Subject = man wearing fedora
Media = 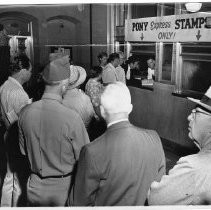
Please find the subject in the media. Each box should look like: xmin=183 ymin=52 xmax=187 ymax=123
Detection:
xmin=148 ymin=86 xmax=211 ymax=205
xmin=18 ymin=54 xmax=90 ymax=206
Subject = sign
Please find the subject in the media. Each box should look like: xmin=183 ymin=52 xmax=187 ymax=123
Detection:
xmin=125 ymin=13 xmax=211 ymax=42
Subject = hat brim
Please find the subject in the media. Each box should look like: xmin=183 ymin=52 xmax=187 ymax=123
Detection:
xmin=68 ymin=66 xmax=86 ymax=89
xmin=187 ymin=97 xmax=211 ymax=112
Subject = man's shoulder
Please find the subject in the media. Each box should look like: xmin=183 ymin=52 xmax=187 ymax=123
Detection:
xmin=19 ymin=99 xmax=83 ymax=125
xmin=55 ymin=100 xmax=83 ymax=119
xmin=83 ymin=132 xmax=106 ymax=152
xmin=116 ymin=65 xmax=124 ymax=71
xmin=103 ymin=64 xmax=115 ymax=73
xmin=178 ymin=151 xmax=211 ymax=169
xmin=133 ymin=126 xmax=160 ymax=139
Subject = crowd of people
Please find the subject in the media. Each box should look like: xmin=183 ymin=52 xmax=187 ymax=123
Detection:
xmin=0 ymin=49 xmax=211 ymax=207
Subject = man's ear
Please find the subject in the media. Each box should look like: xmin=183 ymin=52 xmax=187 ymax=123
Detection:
xmin=127 ymin=104 xmax=133 ymax=114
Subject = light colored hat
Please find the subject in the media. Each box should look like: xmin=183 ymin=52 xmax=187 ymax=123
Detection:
xmin=188 ymin=86 xmax=211 ymax=112
xmin=43 ymin=53 xmax=70 ymax=83
xmin=68 ymin=65 xmax=87 ymax=89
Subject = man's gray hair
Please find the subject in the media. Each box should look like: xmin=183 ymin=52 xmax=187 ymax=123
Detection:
xmin=101 ymin=82 xmax=132 ymax=114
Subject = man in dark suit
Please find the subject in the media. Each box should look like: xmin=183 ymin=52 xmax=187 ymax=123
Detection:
xmin=70 ymin=82 xmax=166 ymax=206
xmin=125 ymin=56 xmax=140 ymax=86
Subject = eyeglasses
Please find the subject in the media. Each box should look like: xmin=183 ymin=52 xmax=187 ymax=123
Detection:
xmin=191 ymin=108 xmax=211 ymax=119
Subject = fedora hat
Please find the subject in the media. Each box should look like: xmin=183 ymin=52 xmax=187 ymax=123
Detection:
xmin=188 ymin=86 xmax=211 ymax=112
xmin=43 ymin=53 xmax=70 ymax=83
xmin=68 ymin=65 xmax=86 ymax=89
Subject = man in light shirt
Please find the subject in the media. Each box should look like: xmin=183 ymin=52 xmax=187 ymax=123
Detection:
xmin=70 ymin=82 xmax=165 ymax=206
xmin=116 ymin=51 xmax=126 ymax=84
xmin=102 ymin=53 xmax=120 ymax=85
xmin=0 ymin=54 xmax=32 ymax=206
xmin=148 ymin=86 xmax=211 ymax=205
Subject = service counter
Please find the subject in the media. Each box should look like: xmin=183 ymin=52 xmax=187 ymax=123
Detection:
xmin=128 ymin=82 xmax=197 ymax=153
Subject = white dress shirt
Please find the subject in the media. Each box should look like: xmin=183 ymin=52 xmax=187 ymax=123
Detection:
xmin=147 ymin=67 xmax=155 ymax=80
xmin=107 ymin=118 xmax=128 ymax=128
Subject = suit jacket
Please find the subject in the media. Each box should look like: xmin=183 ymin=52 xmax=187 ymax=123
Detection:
xmin=70 ymin=121 xmax=166 ymax=206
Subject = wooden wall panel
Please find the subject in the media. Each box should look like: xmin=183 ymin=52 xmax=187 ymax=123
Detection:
xmin=129 ymin=82 xmax=196 ymax=149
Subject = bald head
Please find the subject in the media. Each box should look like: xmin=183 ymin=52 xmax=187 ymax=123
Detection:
xmin=101 ymin=82 xmax=132 ymax=115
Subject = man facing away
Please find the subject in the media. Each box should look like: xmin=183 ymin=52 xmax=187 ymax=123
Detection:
xmin=18 ymin=54 xmax=90 ymax=206
xmin=69 ymin=82 xmax=166 ymax=206
xmin=148 ymin=86 xmax=211 ymax=205
xmin=0 ymin=54 xmax=32 ymax=206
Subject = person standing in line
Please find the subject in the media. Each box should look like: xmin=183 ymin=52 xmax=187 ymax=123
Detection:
xmin=102 ymin=53 xmax=120 ymax=85
xmin=18 ymin=54 xmax=90 ymax=206
xmin=97 ymin=52 xmax=108 ymax=70
xmin=116 ymin=51 xmax=126 ymax=84
xmin=148 ymin=86 xmax=211 ymax=205
xmin=62 ymin=64 xmax=96 ymax=130
xmin=85 ymin=66 xmax=103 ymax=115
xmin=85 ymin=66 xmax=107 ymax=141
xmin=69 ymin=82 xmax=166 ymax=206
xmin=0 ymin=54 xmax=32 ymax=207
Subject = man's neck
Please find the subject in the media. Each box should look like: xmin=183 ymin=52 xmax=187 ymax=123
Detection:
xmin=12 ymin=74 xmax=24 ymax=85
xmin=44 ymin=85 xmax=62 ymax=97
xmin=106 ymin=113 xmax=129 ymax=126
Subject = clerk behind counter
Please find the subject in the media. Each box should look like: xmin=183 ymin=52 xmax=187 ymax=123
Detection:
xmin=147 ymin=57 xmax=155 ymax=80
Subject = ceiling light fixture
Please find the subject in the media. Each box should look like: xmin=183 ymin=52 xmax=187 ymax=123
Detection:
xmin=185 ymin=2 xmax=202 ymax=13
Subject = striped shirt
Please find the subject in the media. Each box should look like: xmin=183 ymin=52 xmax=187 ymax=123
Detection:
xmin=0 ymin=77 xmax=31 ymax=127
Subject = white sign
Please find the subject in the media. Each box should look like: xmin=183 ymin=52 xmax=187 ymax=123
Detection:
xmin=125 ymin=13 xmax=211 ymax=42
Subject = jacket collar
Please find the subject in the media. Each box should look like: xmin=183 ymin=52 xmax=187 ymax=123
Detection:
xmin=107 ymin=119 xmax=128 ymax=128
xmin=107 ymin=120 xmax=132 ymax=132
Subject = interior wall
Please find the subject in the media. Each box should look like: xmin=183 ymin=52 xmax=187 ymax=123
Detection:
xmin=129 ymin=83 xmax=196 ymax=149
xmin=91 ymin=4 xmax=108 ymax=67
xmin=0 ymin=4 xmax=92 ymax=70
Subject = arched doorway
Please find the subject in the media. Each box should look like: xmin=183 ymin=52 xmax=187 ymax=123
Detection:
xmin=0 ymin=11 xmax=39 ymax=65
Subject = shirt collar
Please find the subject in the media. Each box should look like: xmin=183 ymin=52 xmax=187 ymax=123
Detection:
xmin=107 ymin=118 xmax=129 ymax=128
xmin=8 ymin=77 xmax=23 ymax=89
xmin=108 ymin=63 xmax=116 ymax=70
xmin=148 ymin=67 xmax=155 ymax=71
xmin=42 ymin=93 xmax=62 ymax=103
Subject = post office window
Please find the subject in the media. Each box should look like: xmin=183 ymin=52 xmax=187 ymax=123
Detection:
xmin=182 ymin=59 xmax=211 ymax=93
xmin=161 ymin=43 xmax=173 ymax=82
xmin=179 ymin=43 xmax=211 ymax=95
